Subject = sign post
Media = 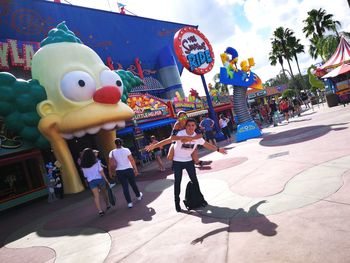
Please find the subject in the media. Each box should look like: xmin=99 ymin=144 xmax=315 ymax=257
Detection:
xmin=173 ymin=27 xmax=224 ymax=140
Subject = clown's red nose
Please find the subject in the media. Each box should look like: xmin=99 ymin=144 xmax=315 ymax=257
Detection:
xmin=93 ymin=86 xmax=121 ymax=104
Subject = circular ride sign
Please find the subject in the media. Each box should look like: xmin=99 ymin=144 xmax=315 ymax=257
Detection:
xmin=174 ymin=27 xmax=215 ymax=75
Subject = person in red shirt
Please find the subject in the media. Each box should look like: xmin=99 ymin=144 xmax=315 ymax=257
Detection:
xmin=279 ymin=99 xmax=289 ymax=123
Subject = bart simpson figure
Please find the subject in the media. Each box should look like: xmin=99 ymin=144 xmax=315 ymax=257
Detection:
xmin=241 ymin=57 xmax=255 ymax=72
xmin=240 ymin=57 xmax=255 ymax=81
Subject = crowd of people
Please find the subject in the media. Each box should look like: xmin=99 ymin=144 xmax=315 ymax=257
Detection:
xmin=249 ymin=93 xmax=314 ymax=127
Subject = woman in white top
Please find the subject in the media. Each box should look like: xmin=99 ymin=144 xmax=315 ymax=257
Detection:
xmin=109 ymin=138 xmax=143 ymax=208
xmin=80 ymin=148 xmax=110 ymax=217
xmin=219 ymin=114 xmax=232 ymax=142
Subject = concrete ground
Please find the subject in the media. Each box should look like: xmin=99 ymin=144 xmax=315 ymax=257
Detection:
xmin=1 ymin=103 xmax=350 ymax=263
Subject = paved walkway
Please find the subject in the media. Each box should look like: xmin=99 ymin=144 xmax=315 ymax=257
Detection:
xmin=1 ymin=104 xmax=350 ymax=263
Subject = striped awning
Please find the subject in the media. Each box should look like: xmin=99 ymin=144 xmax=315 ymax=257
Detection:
xmin=322 ymin=63 xmax=350 ymax=78
xmin=186 ymin=109 xmax=208 ymax=117
xmin=320 ymin=36 xmax=350 ymax=70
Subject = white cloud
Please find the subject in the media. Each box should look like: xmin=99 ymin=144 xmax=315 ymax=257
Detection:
xmin=51 ymin=0 xmax=350 ymax=96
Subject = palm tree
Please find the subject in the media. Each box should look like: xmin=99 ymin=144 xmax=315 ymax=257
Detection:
xmin=287 ymin=36 xmax=304 ymax=78
xmin=308 ymin=35 xmax=322 ymax=59
xmin=302 ymin=8 xmax=341 ymax=38
xmin=269 ymin=33 xmax=288 ymax=79
xmin=309 ymin=35 xmax=339 ymax=61
xmin=269 ymin=49 xmax=287 ymax=80
xmin=213 ymin=73 xmax=229 ymax=94
xmin=271 ymin=27 xmax=295 ymax=78
xmin=303 ymin=8 xmax=341 ymax=60
xmin=319 ymin=35 xmax=339 ymax=61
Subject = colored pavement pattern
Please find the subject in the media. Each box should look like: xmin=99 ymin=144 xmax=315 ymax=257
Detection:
xmin=1 ymin=103 xmax=350 ymax=263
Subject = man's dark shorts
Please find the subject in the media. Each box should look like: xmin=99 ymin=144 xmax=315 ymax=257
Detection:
xmin=205 ymin=130 xmax=215 ymax=140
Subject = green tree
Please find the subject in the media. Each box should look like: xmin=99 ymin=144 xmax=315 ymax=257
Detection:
xmin=282 ymin=88 xmax=296 ymax=99
xmin=263 ymin=72 xmax=289 ymax=87
xmin=269 ymin=42 xmax=288 ymax=80
xmin=287 ymin=36 xmax=307 ymax=90
xmin=213 ymin=73 xmax=229 ymax=94
xmin=302 ymin=8 xmax=341 ymax=38
xmin=319 ymin=35 xmax=339 ymax=61
xmin=303 ymin=8 xmax=341 ymax=60
xmin=309 ymin=35 xmax=339 ymax=61
xmin=287 ymin=36 xmax=304 ymax=78
xmin=271 ymin=27 xmax=295 ymax=78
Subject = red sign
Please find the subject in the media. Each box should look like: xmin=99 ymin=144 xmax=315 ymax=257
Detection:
xmin=173 ymin=27 xmax=214 ymax=75
xmin=0 ymin=39 xmax=40 ymax=70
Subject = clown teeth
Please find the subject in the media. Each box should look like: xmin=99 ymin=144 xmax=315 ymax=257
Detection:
xmin=62 ymin=133 xmax=74 ymax=139
xmin=73 ymin=130 xmax=86 ymax=138
xmin=61 ymin=120 xmax=125 ymax=139
xmin=115 ymin=121 xmax=125 ymax=128
xmin=102 ymin=122 xmax=118 ymax=130
xmin=87 ymin=126 xmax=101 ymax=134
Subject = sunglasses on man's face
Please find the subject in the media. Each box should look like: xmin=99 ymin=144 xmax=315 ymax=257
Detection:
xmin=178 ymin=115 xmax=188 ymax=121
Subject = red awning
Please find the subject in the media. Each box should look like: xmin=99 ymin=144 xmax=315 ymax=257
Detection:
xmin=213 ymin=103 xmax=233 ymax=112
xmin=322 ymin=63 xmax=350 ymax=78
xmin=319 ymin=36 xmax=350 ymax=70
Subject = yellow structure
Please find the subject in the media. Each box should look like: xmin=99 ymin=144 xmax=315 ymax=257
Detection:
xmin=32 ymin=37 xmax=134 ymax=193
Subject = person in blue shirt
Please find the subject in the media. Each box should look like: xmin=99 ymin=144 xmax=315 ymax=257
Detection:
xmin=199 ymin=115 xmax=217 ymax=146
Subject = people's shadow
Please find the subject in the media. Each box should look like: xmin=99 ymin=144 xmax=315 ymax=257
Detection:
xmin=190 ymin=200 xmax=278 ymax=244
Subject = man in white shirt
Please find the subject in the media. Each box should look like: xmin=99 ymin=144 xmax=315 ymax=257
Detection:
xmin=172 ymin=118 xmax=227 ymax=212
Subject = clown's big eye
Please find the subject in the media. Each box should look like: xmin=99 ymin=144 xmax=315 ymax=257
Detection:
xmin=100 ymin=70 xmax=124 ymax=94
xmin=61 ymin=71 xmax=96 ymax=102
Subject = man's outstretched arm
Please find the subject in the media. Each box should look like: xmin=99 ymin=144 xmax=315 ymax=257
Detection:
xmin=203 ymin=142 xmax=227 ymax=154
xmin=145 ymin=137 xmax=172 ymax=151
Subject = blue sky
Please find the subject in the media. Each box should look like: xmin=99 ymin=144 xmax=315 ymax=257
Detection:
xmin=49 ymin=0 xmax=350 ymax=95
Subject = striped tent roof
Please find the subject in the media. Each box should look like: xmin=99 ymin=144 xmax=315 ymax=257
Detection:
xmin=320 ymin=36 xmax=350 ymax=70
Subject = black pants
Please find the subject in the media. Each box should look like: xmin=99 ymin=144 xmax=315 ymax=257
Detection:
xmin=116 ymin=168 xmax=140 ymax=203
xmin=173 ymin=160 xmax=201 ymax=204
xmin=222 ymin=126 xmax=231 ymax=139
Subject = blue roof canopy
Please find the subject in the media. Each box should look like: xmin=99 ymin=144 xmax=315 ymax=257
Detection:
xmin=117 ymin=118 xmax=176 ymax=136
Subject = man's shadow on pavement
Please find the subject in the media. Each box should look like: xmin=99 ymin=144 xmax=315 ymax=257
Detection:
xmin=189 ymin=200 xmax=278 ymax=244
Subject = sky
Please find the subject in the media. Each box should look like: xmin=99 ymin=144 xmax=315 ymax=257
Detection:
xmin=50 ymin=0 xmax=350 ymax=96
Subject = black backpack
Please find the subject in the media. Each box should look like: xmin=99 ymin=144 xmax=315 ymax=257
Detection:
xmin=183 ymin=181 xmax=207 ymax=210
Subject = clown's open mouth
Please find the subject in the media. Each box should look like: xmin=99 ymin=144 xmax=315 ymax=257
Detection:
xmin=61 ymin=120 xmax=125 ymax=139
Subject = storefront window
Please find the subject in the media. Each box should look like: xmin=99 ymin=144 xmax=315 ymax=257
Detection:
xmin=0 ymin=151 xmax=46 ymax=203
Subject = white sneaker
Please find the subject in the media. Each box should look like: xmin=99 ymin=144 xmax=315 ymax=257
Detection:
xmin=137 ymin=192 xmax=143 ymax=201
xmin=128 ymin=202 xmax=133 ymax=208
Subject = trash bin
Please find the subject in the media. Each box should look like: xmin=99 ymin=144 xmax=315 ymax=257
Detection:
xmin=325 ymin=93 xmax=339 ymax=107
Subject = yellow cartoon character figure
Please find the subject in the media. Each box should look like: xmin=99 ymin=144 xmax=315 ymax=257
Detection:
xmin=240 ymin=57 xmax=255 ymax=72
xmin=32 ymin=22 xmax=134 ymax=193
xmin=220 ymin=47 xmax=239 ymax=79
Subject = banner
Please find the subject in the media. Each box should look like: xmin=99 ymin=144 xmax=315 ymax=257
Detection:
xmin=127 ymin=94 xmax=169 ymax=120
xmin=0 ymin=39 xmax=40 ymax=70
